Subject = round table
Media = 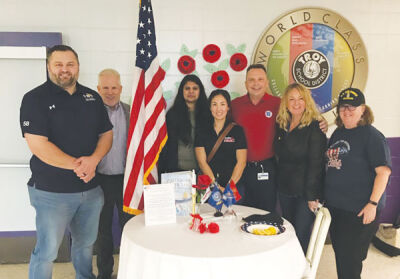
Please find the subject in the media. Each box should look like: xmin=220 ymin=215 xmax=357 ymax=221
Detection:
xmin=117 ymin=205 xmax=306 ymax=279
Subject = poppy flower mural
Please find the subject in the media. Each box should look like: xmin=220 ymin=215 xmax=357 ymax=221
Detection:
xmin=227 ymin=43 xmax=248 ymax=71
xmin=211 ymin=70 xmax=230 ymax=88
xmin=177 ymin=55 xmax=196 ymax=74
xmin=230 ymin=53 xmax=247 ymax=71
xmin=202 ymin=44 xmax=221 ymax=63
xmin=177 ymin=44 xmax=198 ymax=75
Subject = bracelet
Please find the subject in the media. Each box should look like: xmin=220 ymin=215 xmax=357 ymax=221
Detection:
xmin=368 ymin=200 xmax=378 ymax=206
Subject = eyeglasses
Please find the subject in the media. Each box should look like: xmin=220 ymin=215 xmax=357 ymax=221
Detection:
xmin=339 ymin=105 xmax=357 ymax=112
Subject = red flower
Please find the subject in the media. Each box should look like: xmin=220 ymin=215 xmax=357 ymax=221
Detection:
xmin=203 ymin=44 xmax=221 ymax=63
xmin=207 ymin=222 xmax=219 ymax=233
xmin=211 ymin=70 xmax=230 ymax=88
xmin=199 ymin=223 xmax=207 ymax=234
xmin=230 ymin=53 xmax=247 ymax=71
xmin=190 ymin=214 xmax=203 ymax=221
xmin=198 ymin=175 xmax=212 ymax=187
xmin=177 ymin=55 xmax=195 ymax=74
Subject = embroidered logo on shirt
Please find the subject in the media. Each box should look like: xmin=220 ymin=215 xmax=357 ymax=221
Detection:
xmin=23 ymin=121 xmax=30 ymax=127
xmin=326 ymin=140 xmax=350 ymax=170
xmin=224 ymin=136 xmax=235 ymax=143
xmin=83 ymin=93 xmax=96 ymax=102
xmin=265 ymin=110 xmax=273 ymax=118
xmin=49 ymin=104 xmax=56 ymax=110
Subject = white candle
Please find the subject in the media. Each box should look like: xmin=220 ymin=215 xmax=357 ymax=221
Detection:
xmin=192 ymin=170 xmax=196 ymax=214
xmin=191 ymin=169 xmax=196 ymax=185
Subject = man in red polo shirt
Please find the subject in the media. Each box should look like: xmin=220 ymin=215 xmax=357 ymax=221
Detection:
xmin=232 ymin=64 xmax=280 ymax=212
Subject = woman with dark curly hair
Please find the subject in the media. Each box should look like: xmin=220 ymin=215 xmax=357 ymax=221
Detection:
xmin=159 ymin=75 xmax=210 ymax=173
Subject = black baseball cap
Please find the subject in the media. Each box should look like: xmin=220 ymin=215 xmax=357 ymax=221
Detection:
xmin=338 ymin=88 xmax=365 ymax=107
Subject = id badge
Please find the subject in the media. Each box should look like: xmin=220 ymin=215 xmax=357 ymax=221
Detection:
xmin=257 ymin=172 xmax=269 ymax=180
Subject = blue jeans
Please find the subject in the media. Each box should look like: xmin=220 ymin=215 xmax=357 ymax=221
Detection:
xmin=279 ymin=192 xmax=315 ymax=254
xmin=28 ymin=185 xmax=104 ymax=279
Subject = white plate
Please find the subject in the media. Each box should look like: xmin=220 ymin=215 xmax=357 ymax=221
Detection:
xmin=240 ymin=221 xmax=285 ymax=236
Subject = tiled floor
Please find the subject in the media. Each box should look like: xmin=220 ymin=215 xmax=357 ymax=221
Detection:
xmin=0 ymin=244 xmax=399 ymax=279
xmin=317 ymin=244 xmax=400 ymax=279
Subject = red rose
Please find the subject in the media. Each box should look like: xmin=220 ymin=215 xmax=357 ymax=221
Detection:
xmin=199 ymin=223 xmax=207 ymax=234
xmin=203 ymin=44 xmax=221 ymax=63
xmin=230 ymin=53 xmax=247 ymax=71
xmin=193 ymin=184 xmax=208 ymax=190
xmin=198 ymin=175 xmax=212 ymax=187
xmin=211 ymin=70 xmax=229 ymax=88
xmin=177 ymin=55 xmax=195 ymax=74
xmin=207 ymin=222 xmax=219 ymax=233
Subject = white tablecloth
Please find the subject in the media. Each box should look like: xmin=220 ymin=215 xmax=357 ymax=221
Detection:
xmin=117 ymin=205 xmax=306 ymax=279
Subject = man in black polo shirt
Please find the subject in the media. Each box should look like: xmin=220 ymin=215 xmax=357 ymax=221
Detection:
xmin=20 ymin=45 xmax=113 ymax=279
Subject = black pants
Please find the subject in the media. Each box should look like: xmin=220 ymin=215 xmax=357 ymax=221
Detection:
xmin=96 ymin=174 xmax=132 ymax=279
xmin=242 ymin=158 xmax=277 ymax=212
xmin=328 ymin=206 xmax=380 ymax=279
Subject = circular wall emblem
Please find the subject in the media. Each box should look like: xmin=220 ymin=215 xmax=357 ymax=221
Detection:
xmin=293 ymin=50 xmax=330 ymax=88
xmin=252 ymin=8 xmax=368 ymax=123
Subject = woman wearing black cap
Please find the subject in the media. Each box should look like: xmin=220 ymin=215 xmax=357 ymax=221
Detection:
xmin=325 ymin=88 xmax=392 ymax=279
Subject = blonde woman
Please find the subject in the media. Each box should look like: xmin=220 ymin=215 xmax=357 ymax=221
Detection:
xmin=274 ymin=83 xmax=326 ymax=253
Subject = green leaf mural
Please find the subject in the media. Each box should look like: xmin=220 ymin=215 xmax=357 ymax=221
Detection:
xmin=203 ymin=64 xmax=218 ymax=74
xmin=218 ymin=58 xmax=229 ymax=71
xmin=180 ymin=44 xmax=190 ymax=55
xmin=161 ymin=58 xmax=171 ymax=72
xmin=163 ymin=90 xmax=173 ymax=100
xmin=237 ymin=43 xmax=246 ymax=53
xmin=230 ymin=91 xmax=242 ymax=100
xmin=179 ymin=44 xmax=197 ymax=58
xmin=189 ymin=49 xmax=198 ymax=58
xmin=226 ymin=44 xmax=236 ymax=56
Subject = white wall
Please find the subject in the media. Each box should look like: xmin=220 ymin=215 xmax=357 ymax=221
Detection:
xmin=1 ymin=0 xmax=399 ymax=136
xmin=0 ymin=0 xmax=399 ymax=230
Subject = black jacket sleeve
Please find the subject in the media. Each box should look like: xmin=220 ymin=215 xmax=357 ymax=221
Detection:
xmin=158 ymin=110 xmax=179 ymax=174
xmin=304 ymin=121 xmax=327 ymax=201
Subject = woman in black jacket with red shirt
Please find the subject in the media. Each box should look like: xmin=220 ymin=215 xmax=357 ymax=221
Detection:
xmin=274 ymin=83 xmax=326 ymax=253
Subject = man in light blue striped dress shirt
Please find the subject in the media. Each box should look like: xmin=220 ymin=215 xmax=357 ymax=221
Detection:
xmin=95 ymin=69 xmax=131 ymax=279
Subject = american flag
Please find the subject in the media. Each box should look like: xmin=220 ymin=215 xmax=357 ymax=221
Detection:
xmin=123 ymin=0 xmax=167 ymax=215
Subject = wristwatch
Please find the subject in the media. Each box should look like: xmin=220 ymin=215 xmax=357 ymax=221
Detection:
xmin=368 ymin=200 xmax=378 ymax=206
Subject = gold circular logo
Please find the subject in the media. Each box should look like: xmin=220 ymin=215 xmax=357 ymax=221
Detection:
xmin=252 ymin=7 xmax=368 ymax=123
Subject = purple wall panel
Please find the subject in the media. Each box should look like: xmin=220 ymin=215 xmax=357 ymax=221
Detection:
xmin=380 ymin=137 xmax=400 ymax=223
xmin=386 ymin=176 xmax=400 ymax=197
xmin=0 ymin=32 xmax=62 ymax=47
xmin=0 ymin=231 xmax=36 ymax=237
xmin=381 ymin=197 xmax=400 ymax=224
xmin=390 ymin=157 xmax=400 ymax=176
xmin=388 ymin=138 xmax=400 ymax=155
